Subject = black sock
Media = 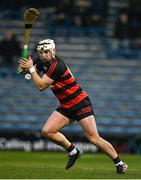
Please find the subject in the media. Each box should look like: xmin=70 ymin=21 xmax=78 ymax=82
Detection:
xmin=66 ymin=144 xmax=75 ymax=152
xmin=113 ymin=156 xmax=121 ymax=164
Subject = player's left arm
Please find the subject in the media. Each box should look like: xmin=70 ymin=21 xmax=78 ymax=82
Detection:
xmin=19 ymin=56 xmax=54 ymax=91
xmin=32 ymin=72 xmax=53 ymax=91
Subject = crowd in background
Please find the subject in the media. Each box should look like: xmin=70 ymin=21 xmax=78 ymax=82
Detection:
xmin=1 ymin=0 xmax=141 ymax=67
xmin=0 ymin=32 xmax=21 ymax=68
xmin=0 ymin=0 xmax=108 ymax=27
xmin=0 ymin=0 xmax=141 ymax=33
xmin=54 ymin=0 xmax=108 ymax=27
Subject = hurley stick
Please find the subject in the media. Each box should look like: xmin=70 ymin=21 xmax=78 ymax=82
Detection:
xmin=17 ymin=8 xmax=40 ymax=77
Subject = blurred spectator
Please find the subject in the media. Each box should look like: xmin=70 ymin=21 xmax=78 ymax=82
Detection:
xmin=128 ymin=10 xmax=141 ymax=39
xmin=55 ymin=0 xmax=107 ymax=27
xmin=72 ymin=0 xmax=91 ymax=27
xmin=128 ymin=0 xmax=141 ymax=39
xmin=115 ymin=12 xmax=130 ymax=49
xmin=56 ymin=0 xmax=73 ymax=26
xmin=0 ymin=31 xmax=21 ymax=67
xmin=115 ymin=13 xmax=129 ymax=39
xmin=88 ymin=0 xmax=108 ymax=27
xmin=89 ymin=14 xmax=103 ymax=27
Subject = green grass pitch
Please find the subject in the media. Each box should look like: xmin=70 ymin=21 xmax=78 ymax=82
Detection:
xmin=0 ymin=151 xmax=141 ymax=179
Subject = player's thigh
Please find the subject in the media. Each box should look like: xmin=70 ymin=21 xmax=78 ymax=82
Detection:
xmin=79 ymin=115 xmax=99 ymax=137
xmin=43 ymin=110 xmax=70 ymax=133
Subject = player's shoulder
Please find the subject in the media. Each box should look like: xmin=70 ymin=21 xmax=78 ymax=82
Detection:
xmin=55 ymin=56 xmax=65 ymax=64
xmin=55 ymin=56 xmax=67 ymax=68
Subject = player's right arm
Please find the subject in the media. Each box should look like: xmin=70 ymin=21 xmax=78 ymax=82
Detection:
xmin=31 ymin=70 xmax=54 ymax=91
xmin=19 ymin=56 xmax=54 ymax=91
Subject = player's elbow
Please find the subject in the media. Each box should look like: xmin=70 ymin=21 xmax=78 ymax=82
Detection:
xmin=37 ymin=83 xmax=49 ymax=91
xmin=38 ymin=87 xmax=44 ymax=91
xmin=35 ymin=79 xmax=50 ymax=91
xmin=37 ymin=85 xmax=46 ymax=91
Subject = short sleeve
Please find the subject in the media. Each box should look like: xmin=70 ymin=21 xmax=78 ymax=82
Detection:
xmin=46 ymin=59 xmax=66 ymax=81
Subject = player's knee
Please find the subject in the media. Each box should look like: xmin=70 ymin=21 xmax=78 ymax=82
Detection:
xmin=87 ymin=134 xmax=101 ymax=145
xmin=41 ymin=128 xmax=54 ymax=138
xmin=41 ymin=128 xmax=47 ymax=137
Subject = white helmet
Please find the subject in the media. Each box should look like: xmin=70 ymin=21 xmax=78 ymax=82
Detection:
xmin=37 ymin=39 xmax=55 ymax=52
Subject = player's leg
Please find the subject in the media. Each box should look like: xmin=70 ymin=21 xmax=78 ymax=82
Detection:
xmin=79 ymin=115 xmax=128 ymax=173
xmin=79 ymin=115 xmax=117 ymax=158
xmin=42 ymin=110 xmax=71 ymax=149
xmin=42 ymin=110 xmax=82 ymax=169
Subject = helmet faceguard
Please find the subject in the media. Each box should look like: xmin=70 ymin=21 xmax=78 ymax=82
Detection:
xmin=37 ymin=39 xmax=56 ymax=62
xmin=37 ymin=39 xmax=55 ymax=52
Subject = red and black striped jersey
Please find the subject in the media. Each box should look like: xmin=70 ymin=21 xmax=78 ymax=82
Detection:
xmin=36 ymin=57 xmax=88 ymax=109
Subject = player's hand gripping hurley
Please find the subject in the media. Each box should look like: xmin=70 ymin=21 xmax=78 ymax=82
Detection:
xmin=17 ymin=8 xmax=40 ymax=80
